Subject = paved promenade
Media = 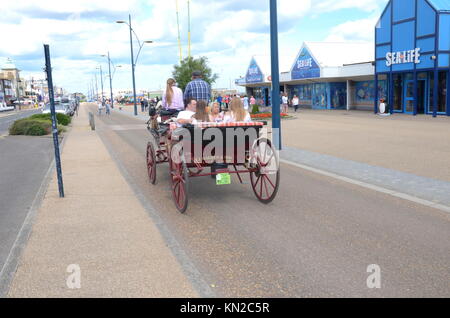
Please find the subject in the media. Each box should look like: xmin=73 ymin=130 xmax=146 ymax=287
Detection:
xmin=6 ymin=105 xmax=198 ymax=297
xmin=113 ymin=106 xmax=450 ymax=212
xmin=282 ymin=109 xmax=450 ymax=182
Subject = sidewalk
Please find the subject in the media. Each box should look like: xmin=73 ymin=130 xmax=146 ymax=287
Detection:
xmin=281 ymin=146 xmax=450 ymax=211
xmin=7 ymin=105 xmax=198 ymax=297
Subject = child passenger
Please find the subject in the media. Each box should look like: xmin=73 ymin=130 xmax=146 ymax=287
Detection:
xmin=223 ymin=97 xmax=252 ymax=123
xmin=209 ymin=102 xmax=224 ymax=122
xmin=193 ymin=100 xmax=210 ymax=122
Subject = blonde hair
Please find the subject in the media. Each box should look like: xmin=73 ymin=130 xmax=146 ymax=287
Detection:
xmin=210 ymin=102 xmax=220 ymax=114
xmin=230 ymin=97 xmax=246 ymax=121
xmin=165 ymin=78 xmax=176 ymax=106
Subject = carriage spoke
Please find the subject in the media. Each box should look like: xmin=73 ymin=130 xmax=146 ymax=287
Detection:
xmin=263 ymin=176 xmax=270 ymax=199
xmin=265 ymin=175 xmax=276 ymax=189
xmin=254 ymin=174 xmax=262 ymax=189
xmin=260 ymin=174 xmax=264 ymax=198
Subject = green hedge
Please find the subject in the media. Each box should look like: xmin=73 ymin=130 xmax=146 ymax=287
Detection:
xmin=9 ymin=118 xmax=52 ymax=136
xmin=9 ymin=118 xmax=66 ymax=136
xmin=251 ymin=104 xmax=261 ymax=114
xmin=30 ymin=113 xmax=71 ymax=126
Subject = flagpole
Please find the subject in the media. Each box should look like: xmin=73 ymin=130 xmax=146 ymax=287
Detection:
xmin=176 ymin=0 xmax=183 ymax=63
xmin=188 ymin=0 xmax=191 ymax=59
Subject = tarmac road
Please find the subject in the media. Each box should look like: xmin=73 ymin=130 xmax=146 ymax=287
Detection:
xmin=93 ymin=106 xmax=450 ymax=298
xmin=0 ymin=110 xmax=42 ymax=135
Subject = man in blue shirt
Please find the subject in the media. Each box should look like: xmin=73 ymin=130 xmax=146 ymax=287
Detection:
xmin=184 ymin=71 xmax=211 ymax=105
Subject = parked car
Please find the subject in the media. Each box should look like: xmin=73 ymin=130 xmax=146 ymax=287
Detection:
xmin=41 ymin=101 xmax=70 ymax=115
xmin=0 ymin=101 xmax=15 ymax=112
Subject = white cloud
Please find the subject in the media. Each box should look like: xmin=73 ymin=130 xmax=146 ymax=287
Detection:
xmin=325 ymin=17 xmax=380 ymax=42
xmin=0 ymin=0 xmax=388 ymax=93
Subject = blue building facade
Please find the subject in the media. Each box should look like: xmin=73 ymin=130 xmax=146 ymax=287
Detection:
xmin=287 ymin=43 xmax=349 ymax=110
xmin=375 ymin=0 xmax=450 ymax=116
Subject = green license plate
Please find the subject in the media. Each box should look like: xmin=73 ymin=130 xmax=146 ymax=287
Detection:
xmin=216 ymin=173 xmax=231 ymax=185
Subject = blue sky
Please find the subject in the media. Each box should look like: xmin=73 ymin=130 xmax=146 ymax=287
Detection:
xmin=0 ymin=0 xmax=389 ymax=94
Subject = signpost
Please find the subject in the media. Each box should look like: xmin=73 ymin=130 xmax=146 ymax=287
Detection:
xmin=270 ymin=0 xmax=281 ymax=150
xmin=44 ymin=44 xmax=64 ymax=198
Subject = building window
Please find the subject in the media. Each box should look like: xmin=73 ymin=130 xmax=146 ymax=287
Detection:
xmin=429 ymin=72 xmax=447 ymax=113
xmin=393 ymin=74 xmax=403 ymax=111
xmin=330 ymin=83 xmax=347 ymax=109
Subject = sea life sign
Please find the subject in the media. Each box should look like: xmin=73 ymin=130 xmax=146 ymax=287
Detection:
xmin=292 ymin=47 xmax=320 ymax=80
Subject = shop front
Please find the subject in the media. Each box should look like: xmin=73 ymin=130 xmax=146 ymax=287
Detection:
xmin=240 ymin=57 xmax=272 ymax=107
xmin=375 ymin=0 xmax=450 ymax=116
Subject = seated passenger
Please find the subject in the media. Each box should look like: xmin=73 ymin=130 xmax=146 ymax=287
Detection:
xmin=193 ymin=100 xmax=210 ymax=123
xmin=209 ymin=102 xmax=224 ymax=122
xmin=223 ymin=97 xmax=252 ymax=123
xmin=162 ymin=78 xmax=185 ymax=111
xmin=176 ymin=98 xmax=197 ymax=126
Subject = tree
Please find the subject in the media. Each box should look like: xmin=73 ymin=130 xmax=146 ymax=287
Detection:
xmin=172 ymin=56 xmax=219 ymax=91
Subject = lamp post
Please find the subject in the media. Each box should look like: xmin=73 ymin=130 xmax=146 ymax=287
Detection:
xmin=116 ymin=15 xmax=153 ymax=116
xmin=270 ymin=0 xmax=281 ymax=150
xmin=101 ymin=52 xmax=122 ymax=109
xmin=96 ymin=65 xmax=104 ymax=104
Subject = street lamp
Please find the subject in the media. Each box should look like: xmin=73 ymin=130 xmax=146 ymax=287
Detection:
xmin=101 ymin=52 xmax=117 ymax=109
xmin=116 ymin=14 xmax=153 ymax=116
xmin=96 ymin=65 xmax=104 ymax=103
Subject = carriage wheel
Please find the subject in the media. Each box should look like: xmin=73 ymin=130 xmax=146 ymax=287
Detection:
xmin=250 ymin=138 xmax=280 ymax=204
xmin=146 ymin=142 xmax=157 ymax=185
xmin=169 ymin=146 xmax=189 ymax=213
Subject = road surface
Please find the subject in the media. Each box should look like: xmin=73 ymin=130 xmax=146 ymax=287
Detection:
xmin=0 ymin=110 xmax=56 ymax=283
xmin=91 ymin=106 xmax=450 ymax=297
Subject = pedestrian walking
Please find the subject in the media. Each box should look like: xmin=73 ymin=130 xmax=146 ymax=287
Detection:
xmin=183 ymin=71 xmax=211 ymax=105
xmin=243 ymin=95 xmax=249 ymax=111
xmin=292 ymin=95 xmax=299 ymax=112
xmin=141 ymin=99 xmax=145 ymax=113
xmin=105 ymin=100 xmax=111 ymax=115
xmin=281 ymin=93 xmax=288 ymax=114
xmin=97 ymin=100 xmax=103 ymax=116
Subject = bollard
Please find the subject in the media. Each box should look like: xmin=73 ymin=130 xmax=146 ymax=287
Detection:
xmin=89 ymin=112 xmax=96 ymax=131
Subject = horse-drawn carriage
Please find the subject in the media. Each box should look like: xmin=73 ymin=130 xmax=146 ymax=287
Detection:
xmin=146 ymin=107 xmax=280 ymax=213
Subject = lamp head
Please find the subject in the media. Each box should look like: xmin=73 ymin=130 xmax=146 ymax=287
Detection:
xmin=116 ymin=20 xmax=126 ymax=24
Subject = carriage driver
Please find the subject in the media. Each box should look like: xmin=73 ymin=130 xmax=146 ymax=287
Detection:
xmin=176 ymin=98 xmax=197 ymax=127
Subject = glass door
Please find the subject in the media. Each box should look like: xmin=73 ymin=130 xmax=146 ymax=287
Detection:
xmin=404 ymin=80 xmax=415 ymax=114
xmin=417 ymin=80 xmax=427 ymax=114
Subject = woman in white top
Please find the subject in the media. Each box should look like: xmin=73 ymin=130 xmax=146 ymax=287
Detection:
xmin=281 ymin=93 xmax=288 ymax=114
xmin=223 ymin=97 xmax=252 ymax=123
xmin=292 ymin=95 xmax=299 ymax=112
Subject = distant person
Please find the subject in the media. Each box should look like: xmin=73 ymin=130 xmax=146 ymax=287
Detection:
xmin=250 ymin=96 xmax=256 ymax=107
xmin=292 ymin=95 xmax=299 ymax=112
xmin=105 ymin=100 xmax=111 ymax=115
xmin=243 ymin=95 xmax=249 ymax=111
xmin=217 ymin=95 xmax=223 ymax=110
xmin=97 ymin=100 xmax=103 ymax=116
xmin=162 ymin=78 xmax=184 ymax=111
xmin=281 ymin=93 xmax=288 ymax=114
xmin=184 ymin=71 xmax=211 ymax=105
